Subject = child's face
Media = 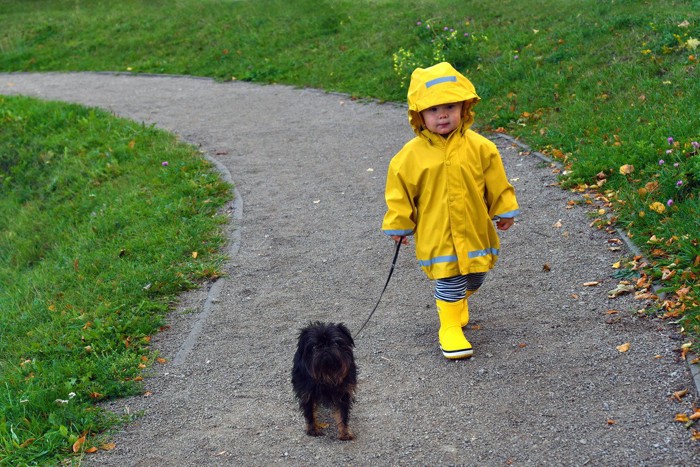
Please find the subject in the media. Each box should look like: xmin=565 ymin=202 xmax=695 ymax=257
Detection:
xmin=420 ymin=102 xmax=462 ymax=135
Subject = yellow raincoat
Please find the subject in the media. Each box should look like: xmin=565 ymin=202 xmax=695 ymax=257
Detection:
xmin=382 ymin=62 xmax=519 ymax=280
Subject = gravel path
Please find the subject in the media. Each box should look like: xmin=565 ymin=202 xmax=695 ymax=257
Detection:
xmin=2 ymin=72 xmax=698 ymax=465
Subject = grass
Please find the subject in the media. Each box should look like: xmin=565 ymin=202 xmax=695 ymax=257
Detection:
xmin=0 ymin=0 xmax=699 ymax=461
xmin=0 ymin=96 xmax=231 ymax=463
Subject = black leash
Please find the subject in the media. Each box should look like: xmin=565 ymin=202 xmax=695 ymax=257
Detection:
xmin=354 ymin=237 xmax=403 ymax=339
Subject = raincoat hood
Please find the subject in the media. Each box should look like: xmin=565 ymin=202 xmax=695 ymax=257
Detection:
xmin=407 ymin=62 xmax=480 ymax=136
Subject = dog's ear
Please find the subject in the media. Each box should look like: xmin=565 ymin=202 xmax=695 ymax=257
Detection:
xmin=337 ymin=323 xmax=354 ymax=347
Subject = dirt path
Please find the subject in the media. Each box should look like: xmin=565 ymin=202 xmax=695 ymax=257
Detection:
xmin=2 ymin=73 xmax=698 ymax=465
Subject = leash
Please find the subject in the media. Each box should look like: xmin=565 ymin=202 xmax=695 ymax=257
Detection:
xmin=354 ymin=237 xmax=404 ymax=339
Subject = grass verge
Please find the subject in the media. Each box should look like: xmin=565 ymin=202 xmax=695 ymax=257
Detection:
xmin=0 ymin=95 xmax=231 ymax=463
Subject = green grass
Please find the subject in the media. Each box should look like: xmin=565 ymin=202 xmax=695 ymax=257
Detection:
xmin=1 ymin=0 xmax=699 ymax=461
xmin=0 ymin=96 xmax=231 ymax=463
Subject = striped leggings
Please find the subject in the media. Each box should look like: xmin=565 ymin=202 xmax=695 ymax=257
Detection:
xmin=434 ymin=273 xmax=487 ymax=302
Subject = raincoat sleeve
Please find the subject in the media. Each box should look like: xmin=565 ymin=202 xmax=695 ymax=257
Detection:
xmin=382 ymin=156 xmax=416 ymax=237
xmin=482 ymin=142 xmax=520 ymax=219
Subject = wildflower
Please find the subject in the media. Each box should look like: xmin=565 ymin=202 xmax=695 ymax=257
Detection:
xmin=162 ymin=161 xmax=169 ymax=166
xmin=674 ymin=162 xmax=680 ymax=167
xmin=444 ymin=26 xmax=449 ymax=31
xmin=677 ymin=180 xmax=683 ymax=187
xmin=667 ymin=199 xmax=674 ymax=207
xmin=464 ymin=32 xmax=469 ymax=37
xmin=668 ymin=137 xmax=674 ymax=145
xmin=659 ymin=159 xmax=665 ymax=165
xmin=416 ymin=21 xmax=422 ymax=26
xmin=692 ymin=141 xmax=700 ymax=149
xmin=666 ymin=149 xmax=673 ymax=154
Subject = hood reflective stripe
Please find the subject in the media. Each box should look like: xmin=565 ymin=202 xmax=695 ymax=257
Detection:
xmin=425 ymin=76 xmax=457 ymax=88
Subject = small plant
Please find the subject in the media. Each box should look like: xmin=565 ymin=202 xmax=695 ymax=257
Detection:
xmin=392 ymin=19 xmax=487 ymax=88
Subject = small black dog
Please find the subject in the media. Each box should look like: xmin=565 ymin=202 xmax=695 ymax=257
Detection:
xmin=291 ymin=321 xmax=357 ymax=440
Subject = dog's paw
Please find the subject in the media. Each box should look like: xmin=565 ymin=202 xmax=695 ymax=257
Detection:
xmin=338 ymin=430 xmax=354 ymax=441
xmin=306 ymin=426 xmax=324 ymax=437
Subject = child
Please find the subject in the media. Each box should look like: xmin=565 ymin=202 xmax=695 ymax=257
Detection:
xmin=382 ymin=62 xmax=519 ymax=360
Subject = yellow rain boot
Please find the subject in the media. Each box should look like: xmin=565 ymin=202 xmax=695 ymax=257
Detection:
xmin=461 ymin=290 xmax=475 ymax=328
xmin=436 ymin=299 xmax=473 ymax=359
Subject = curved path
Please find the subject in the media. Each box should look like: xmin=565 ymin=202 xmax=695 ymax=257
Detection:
xmin=2 ymin=73 xmax=698 ymax=465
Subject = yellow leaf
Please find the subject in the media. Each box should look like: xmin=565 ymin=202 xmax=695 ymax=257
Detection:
xmin=192 ymin=251 xmax=198 ymax=259
xmin=100 ymin=442 xmax=117 ymax=451
xmin=649 ymin=202 xmax=665 ymax=214
xmin=616 ymin=342 xmax=631 ymax=352
xmin=675 ymin=413 xmax=690 ymax=423
xmin=612 ymin=261 xmax=621 ymax=269
xmin=619 ymin=164 xmax=634 ymax=175
xmin=686 ymin=37 xmax=700 ymax=50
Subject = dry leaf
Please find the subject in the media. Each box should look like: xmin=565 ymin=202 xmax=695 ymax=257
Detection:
xmin=85 ymin=447 xmax=98 ymax=454
xmin=608 ymin=283 xmax=635 ymax=298
xmin=617 ymin=342 xmax=631 ymax=353
xmin=192 ymin=251 xmax=198 ymax=259
xmin=553 ymin=219 xmax=563 ymax=228
xmin=73 ymin=434 xmax=86 ymax=453
xmin=607 ymin=419 xmax=616 ymax=425
xmin=675 ymin=413 xmax=690 ymax=423
xmin=542 ymin=263 xmax=551 ymax=272
xmin=672 ymin=389 xmax=688 ymax=402
xmin=619 ymin=164 xmax=634 ymax=175
xmin=583 ymin=281 xmax=601 ymax=286
xmin=100 ymin=442 xmax=117 ymax=451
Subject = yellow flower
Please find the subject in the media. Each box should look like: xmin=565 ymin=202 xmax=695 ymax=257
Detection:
xmin=649 ymin=202 xmax=666 ymax=214
xmin=686 ymin=37 xmax=700 ymax=50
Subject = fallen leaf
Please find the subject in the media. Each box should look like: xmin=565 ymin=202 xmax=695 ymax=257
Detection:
xmin=617 ymin=342 xmax=631 ymax=353
xmin=608 ymin=283 xmax=635 ymax=298
xmin=542 ymin=263 xmax=551 ymax=272
xmin=583 ymin=281 xmax=601 ymax=286
xmin=672 ymin=389 xmax=688 ymax=402
xmin=553 ymin=219 xmax=563 ymax=228
xmin=100 ymin=442 xmax=116 ymax=451
xmin=73 ymin=434 xmax=86 ymax=453
xmin=675 ymin=413 xmax=690 ymax=423
xmin=619 ymin=164 xmax=634 ymax=175
xmin=612 ymin=261 xmax=621 ymax=269
xmin=690 ymin=412 xmax=700 ymax=421
xmin=649 ymin=201 xmax=666 ymax=214
xmin=607 ymin=419 xmax=616 ymax=425
xmin=85 ymin=447 xmax=98 ymax=454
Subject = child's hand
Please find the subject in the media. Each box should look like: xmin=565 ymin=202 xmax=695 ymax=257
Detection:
xmin=391 ymin=235 xmax=409 ymax=245
xmin=496 ymin=217 xmax=515 ymax=231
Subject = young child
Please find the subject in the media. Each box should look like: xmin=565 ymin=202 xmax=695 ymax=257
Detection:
xmin=382 ymin=62 xmax=519 ymax=360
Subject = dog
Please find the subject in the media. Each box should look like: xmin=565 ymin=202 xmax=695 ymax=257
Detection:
xmin=291 ymin=321 xmax=357 ymax=441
